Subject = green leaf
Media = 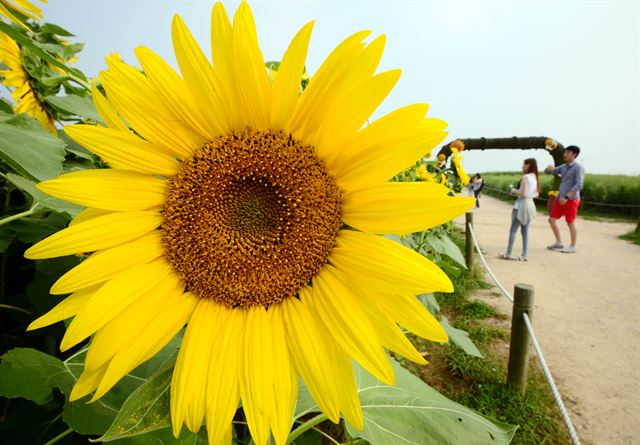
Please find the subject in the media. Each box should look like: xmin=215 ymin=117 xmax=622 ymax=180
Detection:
xmin=59 ymin=129 xmax=93 ymax=160
xmin=111 ymin=429 xmax=208 ymax=445
xmin=8 ymin=212 xmax=69 ymax=244
xmin=427 ymin=232 xmax=467 ymax=269
xmin=6 ymin=173 xmax=83 ymax=216
xmin=42 ymin=22 xmax=75 ymax=37
xmin=99 ymin=353 xmax=177 ymax=441
xmin=345 ymin=358 xmax=516 ymax=444
xmin=418 ymin=293 xmax=440 ymax=315
xmin=0 ymin=22 xmax=87 ymax=80
xmin=0 ymin=348 xmax=74 ymax=404
xmin=46 ymin=94 xmax=102 ymax=122
xmin=0 ymin=97 xmax=14 ymax=114
xmin=0 ymin=113 xmax=66 ymax=181
xmin=440 ymin=316 xmax=484 ymax=358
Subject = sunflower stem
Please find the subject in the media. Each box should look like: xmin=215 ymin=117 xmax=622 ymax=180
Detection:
xmin=0 ymin=304 xmax=32 ymax=315
xmin=0 ymin=205 xmax=38 ymax=226
xmin=286 ymin=413 xmax=328 ymax=445
xmin=43 ymin=427 xmax=73 ymax=445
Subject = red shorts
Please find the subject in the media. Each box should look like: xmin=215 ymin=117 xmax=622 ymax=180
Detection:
xmin=549 ymin=199 xmax=580 ymax=223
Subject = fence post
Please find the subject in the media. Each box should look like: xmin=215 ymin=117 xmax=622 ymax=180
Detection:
xmin=507 ymin=283 xmax=535 ymax=395
xmin=465 ymin=212 xmax=474 ymax=270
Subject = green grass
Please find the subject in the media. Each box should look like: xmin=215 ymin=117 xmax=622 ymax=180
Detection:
xmin=481 ymin=172 xmax=640 ymax=218
xmin=398 ymin=237 xmax=571 ymax=444
xmin=620 ymin=228 xmax=640 ymax=245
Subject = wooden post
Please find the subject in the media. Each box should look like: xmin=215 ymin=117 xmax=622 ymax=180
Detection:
xmin=465 ymin=212 xmax=474 ymax=270
xmin=507 ymin=283 xmax=535 ymax=395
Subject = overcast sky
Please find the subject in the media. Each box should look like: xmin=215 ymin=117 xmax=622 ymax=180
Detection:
xmin=39 ymin=0 xmax=639 ymax=175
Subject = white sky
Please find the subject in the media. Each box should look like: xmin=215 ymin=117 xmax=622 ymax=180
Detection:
xmin=39 ymin=0 xmax=639 ymax=175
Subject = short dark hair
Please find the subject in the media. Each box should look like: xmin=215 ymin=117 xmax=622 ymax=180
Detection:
xmin=565 ymin=145 xmax=580 ymax=157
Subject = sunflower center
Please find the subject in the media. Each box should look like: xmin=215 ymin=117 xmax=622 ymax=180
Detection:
xmin=161 ymin=129 xmax=342 ymax=308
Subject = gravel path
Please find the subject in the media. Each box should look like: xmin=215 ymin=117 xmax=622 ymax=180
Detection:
xmin=455 ymin=195 xmax=640 ymax=445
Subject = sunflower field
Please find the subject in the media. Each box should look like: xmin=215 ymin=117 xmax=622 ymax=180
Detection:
xmin=1 ymin=2 xmax=516 ymax=444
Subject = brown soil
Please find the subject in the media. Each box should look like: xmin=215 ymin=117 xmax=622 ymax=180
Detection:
xmin=457 ymin=195 xmax=640 ymax=445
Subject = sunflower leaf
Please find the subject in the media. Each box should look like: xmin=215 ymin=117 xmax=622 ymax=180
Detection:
xmin=0 ymin=112 xmax=66 ymax=181
xmin=345 ymin=358 xmax=516 ymax=444
xmin=98 ymin=352 xmax=178 ymax=441
xmin=46 ymin=94 xmax=102 ymax=122
xmin=440 ymin=316 xmax=484 ymax=358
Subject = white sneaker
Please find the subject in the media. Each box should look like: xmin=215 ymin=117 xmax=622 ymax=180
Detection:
xmin=561 ymin=246 xmax=577 ymax=254
xmin=547 ymin=242 xmax=564 ymax=251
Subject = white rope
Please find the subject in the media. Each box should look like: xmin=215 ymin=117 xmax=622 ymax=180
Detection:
xmin=465 ymin=218 xmax=582 ymax=444
xmin=522 ymin=313 xmax=582 ymax=445
xmin=466 ymin=223 xmax=514 ymax=303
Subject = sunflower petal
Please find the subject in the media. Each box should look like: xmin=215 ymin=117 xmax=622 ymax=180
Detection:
xmin=238 ymin=306 xmax=273 ymax=445
xmin=69 ymin=208 xmax=112 ymax=227
xmin=270 ymin=21 xmax=314 ymax=129
xmin=330 ymin=230 xmax=453 ymax=294
xmin=342 ymin=183 xmax=475 ymax=234
xmin=69 ymin=363 xmax=108 ymax=401
xmin=91 ymin=84 xmax=128 ymax=132
xmin=205 ymin=307 xmax=244 ymax=445
xmin=171 ymin=298 xmax=223 ymax=434
xmin=64 ymin=125 xmax=179 ymax=176
xmin=281 ymin=292 xmax=341 ymax=423
xmin=172 ymin=14 xmax=229 ymax=135
xmin=135 ymin=46 xmax=219 ymax=139
xmin=268 ymin=305 xmax=297 ymax=445
xmin=60 ymin=260 xmax=171 ymax=351
xmin=312 ymin=265 xmax=394 ymax=385
xmin=27 ymin=285 xmax=99 ymax=331
xmin=24 ymin=211 xmax=162 ymax=260
xmin=232 ymin=2 xmax=272 ymax=130
xmin=37 ymin=169 xmax=167 ymax=212
xmin=336 ymin=118 xmax=448 ymax=186
xmin=92 ymin=286 xmax=196 ymax=401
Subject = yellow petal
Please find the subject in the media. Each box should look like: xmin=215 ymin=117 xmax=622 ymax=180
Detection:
xmin=69 ymin=363 xmax=108 ymax=402
xmin=342 ymin=183 xmax=475 ymax=234
xmin=69 ymin=208 xmax=112 ymax=227
xmin=210 ymin=2 xmax=244 ymax=130
xmin=83 ymin=269 xmax=183 ymax=372
xmin=100 ymin=60 xmax=204 ymax=158
xmin=268 ymin=305 xmax=297 ymax=445
xmin=172 ymin=14 xmax=229 ymax=135
xmin=270 ymin=21 xmax=314 ymax=129
xmin=91 ymin=84 xmax=128 ymax=132
xmin=51 ymin=231 xmax=164 ymax=295
xmin=92 ymin=287 xmax=197 ymax=401
xmin=312 ymin=265 xmax=394 ymax=385
xmin=285 ymin=30 xmax=371 ymax=140
xmin=232 ymin=2 xmax=272 ymax=130
xmin=359 ymin=294 xmax=427 ymax=364
xmin=330 ymin=230 xmax=453 ymax=294
xmin=238 ymin=306 xmax=273 ymax=445
xmin=60 ymin=260 xmax=171 ymax=351
xmin=281 ymin=292 xmax=341 ymax=423
xmin=64 ymin=125 xmax=179 ymax=176
xmin=368 ymin=292 xmax=448 ymax=342
xmin=171 ymin=298 xmax=225 ymax=436
xmin=37 ymin=169 xmax=167 ymax=212
xmin=316 ymin=69 xmax=401 ymax=166
xmin=135 ymin=46 xmax=219 ymax=140
xmin=205 ymin=307 xmax=244 ymax=445
xmin=336 ymin=117 xmax=448 ymax=186
xmin=27 ymin=285 xmax=99 ymax=331
xmin=24 ymin=211 xmax=162 ymax=260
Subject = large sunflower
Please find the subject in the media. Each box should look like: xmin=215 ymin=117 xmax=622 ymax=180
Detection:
xmin=0 ymin=32 xmax=56 ymax=133
xmin=26 ymin=2 xmax=474 ymax=444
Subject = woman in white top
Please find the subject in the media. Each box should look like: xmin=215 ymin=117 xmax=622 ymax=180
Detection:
xmin=499 ymin=158 xmax=539 ymax=261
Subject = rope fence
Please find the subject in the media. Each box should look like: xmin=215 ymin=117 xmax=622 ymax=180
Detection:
xmin=464 ymin=215 xmax=582 ymax=445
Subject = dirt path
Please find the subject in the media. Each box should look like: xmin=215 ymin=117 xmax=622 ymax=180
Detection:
xmin=455 ymin=195 xmax=640 ymax=445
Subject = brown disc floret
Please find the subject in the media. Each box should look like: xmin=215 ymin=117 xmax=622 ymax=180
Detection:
xmin=161 ymin=129 xmax=342 ymax=308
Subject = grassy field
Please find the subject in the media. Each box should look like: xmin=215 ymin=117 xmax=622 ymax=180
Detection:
xmin=480 ymin=172 xmax=640 ymax=218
